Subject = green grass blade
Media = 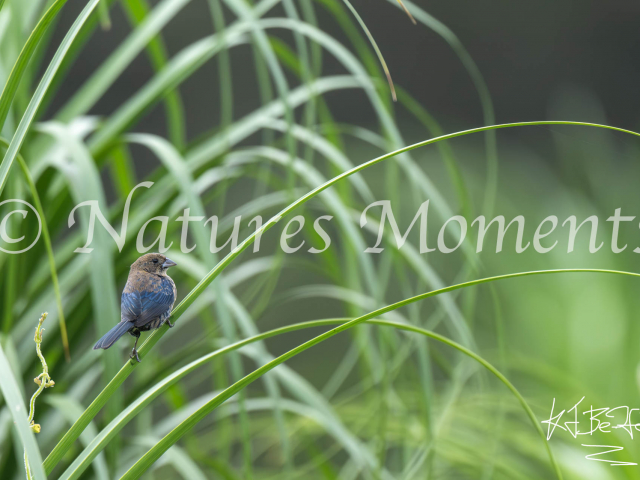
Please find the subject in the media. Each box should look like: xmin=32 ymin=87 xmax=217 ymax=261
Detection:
xmin=108 ymin=143 xmax=137 ymax=197
xmin=42 ymin=265 xmax=640 ymax=476
xmin=222 ymin=0 xmax=297 ymax=199
xmin=124 ymin=256 xmax=640 ymax=479
xmin=0 ymin=341 xmax=46 ymax=480
xmin=340 ymin=0 xmax=396 ymax=100
xmin=62 ymin=267 xmax=639 ymax=478
xmin=390 ymin=0 xmax=498 ymax=215
xmin=37 ymin=121 xmax=123 ymax=471
xmin=121 ymin=0 xmax=186 ymax=149
xmin=206 ymin=0 xmax=233 ymax=130
xmin=197 ymin=18 xmax=473 ymax=257
xmin=394 ymin=85 xmax=470 ymax=218
xmin=394 ymin=0 xmax=416 ymax=23
xmin=134 ymin=437 xmax=209 ymax=480
xmin=57 ymin=304 xmax=564 ymax=480
xmin=97 ymin=0 xmax=111 ymax=30
xmin=58 ymin=0 xmax=191 ymax=123
xmin=33 ymin=0 xmax=118 ymax=120
xmin=45 ymin=395 xmax=109 ymax=480
xmin=0 ymin=0 xmax=69 ymax=132
xmin=179 ymin=121 xmax=640 ymax=332
xmin=0 ymin=137 xmax=70 ymax=362
xmin=0 ymin=0 xmax=101 ymax=197
xmin=120 ymin=307 xmax=576 ymax=479
xmin=58 ymin=315 xmax=370 ymax=480
xmin=86 ymin=28 xmax=250 ymax=157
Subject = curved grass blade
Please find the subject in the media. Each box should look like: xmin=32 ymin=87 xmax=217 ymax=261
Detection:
xmin=0 ymin=0 xmax=101 ymax=197
xmin=0 ymin=138 xmax=70 ymax=362
xmin=46 ymin=267 xmax=640 ymax=475
xmin=205 ymin=0 xmax=233 ymax=130
xmin=175 ymin=121 xmax=640 ymax=337
xmin=97 ymin=0 xmax=111 ymax=30
xmin=85 ymin=0 xmax=282 ymax=157
xmin=58 ymin=0 xmax=191 ymax=124
xmin=66 ymin=267 xmax=640 ymax=479
xmin=244 ymin=126 xmax=474 ymax=353
xmin=32 ymin=0 xmax=118 ymax=120
xmin=37 ymin=121 xmax=123 ymax=469
xmin=394 ymin=85 xmax=470 ymax=218
xmin=87 ymin=28 xmax=250 ymax=157
xmin=258 ymin=118 xmax=375 ymax=204
xmin=125 ymin=260 xmax=640 ymax=479
xmin=126 ymin=133 xmax=260 ymax=476
xmin=127 ymin=133 xmax=304 ymax=472
xmin=222 ymin=0 xmax=298 ymax=198
xmin=183 ymin=19 xmax=476 ymax=260
xmin=340 ymin=0 xmax=396 ymax=100
xmin=56 ymin=310 xmax=558 ymax=480
xmin=121 ymin=307 xmax=579 ymax=479
xmin=134 ymin=436 xmax=208 ymax=480
xmin=0 ymin=342 xmax=46 ymax=480
xmin=395 ymin=0 xmax=416 ymax=24
xmin=0 ymin=0 xmax=69 ymax=133
xmin=389 ymin=0 xmax=497 ymax=214
xmin=56 ymin=318 xmax=351 ymax=479
xmin=45 ymin=395 xmax=109 ymax=480
xmin=118 ymin=0 xmax=187 ymax=149
xmin=44 ymin=120 xmax=640 ymax=473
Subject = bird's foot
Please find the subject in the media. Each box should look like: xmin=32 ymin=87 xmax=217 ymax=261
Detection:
xmin=130 ymin=348 xmax=141 ymax=363
xmin=166 ymin=319 xmax=174 ymax=328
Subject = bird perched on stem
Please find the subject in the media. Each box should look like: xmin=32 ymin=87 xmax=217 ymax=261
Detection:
xmin=93 ymin=253 xmax=177 ymax=362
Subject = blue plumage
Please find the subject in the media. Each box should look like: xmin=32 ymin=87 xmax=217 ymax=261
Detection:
xmin=93 ymin=253 xmax=177 ymax=362
xmin=93 ymin=321 xmax=134 ymax=349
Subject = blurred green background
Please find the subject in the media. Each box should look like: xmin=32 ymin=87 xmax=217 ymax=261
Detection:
xmin=0 ymin=0 xmax=640 ymax=478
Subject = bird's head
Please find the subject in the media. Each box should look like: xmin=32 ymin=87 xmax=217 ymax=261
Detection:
xmin=131 ymin=253 xmax=177 ymax=275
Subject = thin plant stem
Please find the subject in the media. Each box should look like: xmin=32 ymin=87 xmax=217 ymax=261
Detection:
xmin=25 ymin=312 xmax=55 ymax=479
xmin=0 ymin=138 xmax=70 ymax=361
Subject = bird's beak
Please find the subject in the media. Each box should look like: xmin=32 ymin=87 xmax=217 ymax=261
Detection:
xmin=162 ymin=258 xmax=177 ymax=269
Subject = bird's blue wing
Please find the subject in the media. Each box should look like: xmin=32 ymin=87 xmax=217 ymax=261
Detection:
xmin=121 ymin=276 xmax=176 ymax=327
xmin=121 ymin=290 xmax=142 ymax=322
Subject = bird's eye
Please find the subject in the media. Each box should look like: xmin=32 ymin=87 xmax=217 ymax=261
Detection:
xmin=152 ymin=258 xmax=159 ymax=264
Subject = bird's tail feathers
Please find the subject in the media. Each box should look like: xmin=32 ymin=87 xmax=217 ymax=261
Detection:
xmin=93 ymin=321 xmax=133 ymax=350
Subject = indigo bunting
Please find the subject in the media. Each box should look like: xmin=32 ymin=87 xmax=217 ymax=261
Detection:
xmin=93 ymin=253 xmax=177 ymax=362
